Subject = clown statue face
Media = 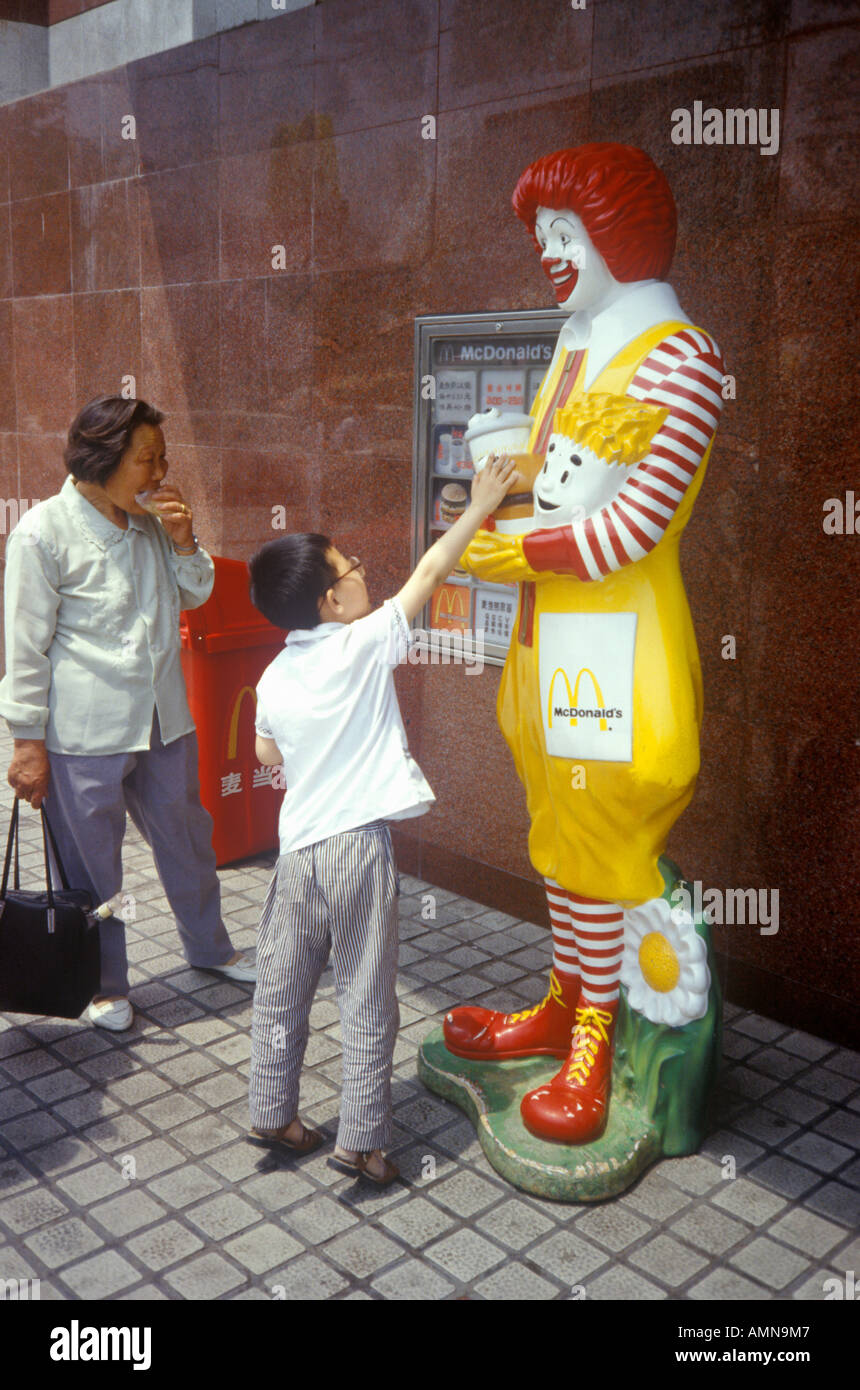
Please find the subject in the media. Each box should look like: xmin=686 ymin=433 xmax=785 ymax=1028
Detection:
xmin=533 ymin=206 xmax=630 ymax=316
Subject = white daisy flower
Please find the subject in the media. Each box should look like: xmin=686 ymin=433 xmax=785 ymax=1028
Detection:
xmin=621 ymin=896 xmax=711 ymax=1028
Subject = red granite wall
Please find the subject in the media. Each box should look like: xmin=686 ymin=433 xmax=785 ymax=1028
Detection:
xmin=0 ymin=0 xmax=856 ymax=1038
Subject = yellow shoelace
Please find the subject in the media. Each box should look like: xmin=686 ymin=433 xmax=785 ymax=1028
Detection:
xmin=565 ymin=1005 xmax=614 ymax=1086
xmin=505 ymin=969 xmax=566 ymax=1025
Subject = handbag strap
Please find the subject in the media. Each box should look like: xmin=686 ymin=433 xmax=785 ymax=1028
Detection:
xmin=1 ymin=800 xmax=71 ymax=904
xmin=1 ymin=798 xmax=19 ymax=897
xmin=41 ymin=805 xmax=71 ymax=892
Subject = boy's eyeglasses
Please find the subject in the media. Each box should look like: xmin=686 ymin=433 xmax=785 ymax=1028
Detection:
xmin=334 ymin=556 xmax=365 ymax=584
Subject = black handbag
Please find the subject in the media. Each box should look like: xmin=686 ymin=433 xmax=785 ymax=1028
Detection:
xmin=0 ymin=799 xmax=101 ymax=1019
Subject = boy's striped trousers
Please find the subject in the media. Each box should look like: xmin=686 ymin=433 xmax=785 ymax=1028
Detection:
xmin=249 ymin=822 xmax=400 ymax=1152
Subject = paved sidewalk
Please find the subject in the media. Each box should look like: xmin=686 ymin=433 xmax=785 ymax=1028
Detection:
xmin=0 ymin=764 xmax=857 ymax=1300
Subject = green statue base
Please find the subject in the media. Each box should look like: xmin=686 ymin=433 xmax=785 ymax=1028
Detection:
xmin=417 ymin=859 xmax=721 ymax=1203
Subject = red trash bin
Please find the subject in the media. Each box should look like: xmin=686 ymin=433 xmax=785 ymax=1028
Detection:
xmin=180 ymin=556 xmax=285 ymax=866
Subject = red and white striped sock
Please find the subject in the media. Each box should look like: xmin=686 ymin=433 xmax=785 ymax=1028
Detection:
xmin=567 ymin=893 xmax=625 ymax=1006
xmin=545 ymin=877 xmax=580 ymax=982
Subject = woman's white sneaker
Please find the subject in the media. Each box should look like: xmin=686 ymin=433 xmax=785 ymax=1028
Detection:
xmin=210 ymin=954 xmax=257 ymax=983
xmin=87 ymin=998 xmax=133 ymax=1031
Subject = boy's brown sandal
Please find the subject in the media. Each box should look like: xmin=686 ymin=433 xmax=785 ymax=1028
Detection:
xmin=248 ymin=1122 xmax=325 ymax=1155
xmin=327 ymin=1151 xmax=401 ymax=1187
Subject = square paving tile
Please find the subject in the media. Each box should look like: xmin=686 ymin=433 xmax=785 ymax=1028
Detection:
xmin=473 ymin=1261 xmax=560 ymax=1300
xmin=265 ymin=1252 xmax=348 ymax=1299
xmin=137 ymin=1093 xmax=206 ymax=1129
xmin=814 ymin=1110 xmax=859 ymax=1148
xmin=749 ymin=1155 xmax=827 ymax=1199
xmin=623 ymin=1169 xmax=693 ymax=1221
xmin=1 ymin=1112 xmax=67 ymax=1150
xmin=147 ymin=1166 xmax=223 ymax=1210
xmin=127 ymin=1220 xmax=205 ymax=1272
xmin=120 ymin=1139 xmax=186 ymax=1181
xmin=688 ymin=1267 xmax=773 ymax=1300
xmin=283 ymin=1195 xmax=358 ymax=1245
xmin=223 ymin=1224 xmax=304 ymax=1275
xmin=783 ymin=1132 xmax=854 ymax=1174
xmin=586 ymin=1265 xmax=668 ymax=1300
xmin=186 ymin=1193 xmax=260 ymax=1240
xmin=628 ymin=1232 xmax=709 ymax=1288
xmin=669 ymin=1204 xmax=750 ymax=1256
xmin=55 ymin=1161 xmax=129 ymax=1206
xmin=0 ymin=1189 xmax=69 ymax=1235
xmin=473 ymin=1197 xmax=556 ymax=1252
xmin=163 ymin=1251 xmax=246 ymax=1299
xmin=424 ymin=1228 xmax=506 ymax=1283
xmin=378 ymin=1196 xmax=456 ymax=1248
xmin=370 ymin=1257 xmax=456 ymax=1300
xmin=25 ymin=1217 xmax=104 ymax=1268
xmin=711 ymin=1177 xmax=787 ymax=1225
xmin=0 ymin=1160 xmax=38 ymax=1198
xmin=729 ymin=1235 xmax=811 ymax=1290
xmin=429 ymin=1170 xmax=505 ymax=1219
xmin=573 ymin=1203 xmax=652 ymax=1253
xmin=767 ymin=1206 xmax=846 ymax=1258
xmin=525 ymin=1229 xmax=609 ymax=1286
xmin=804 ymin=1181 xmax=860 ymax=1229
xmin=658 ymin=1154 xmax=723 ymax=1195
xmin=60 ymin=1250 xmax=142 ymax=1299
xmin=324 ymin=1225 xmax=404 ymax=1279
xmin=90 ymin=1190 xmax=167 ymax=1238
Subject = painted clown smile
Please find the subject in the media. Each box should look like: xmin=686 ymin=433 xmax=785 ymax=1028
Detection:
xmin=543 ymin=258 xmax=579 ymax=302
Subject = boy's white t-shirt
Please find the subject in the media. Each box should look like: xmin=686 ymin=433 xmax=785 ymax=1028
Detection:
xmin=255 ymin=597 xmax=435 ymax=854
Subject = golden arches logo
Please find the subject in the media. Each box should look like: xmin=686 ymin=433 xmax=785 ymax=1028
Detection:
xmin=433 ymin=585 xmax=469 ymax=623
xmin=227 ymin=685 xmax=257 ymax=760
xmin=547 ymin=666 xmax=608 ymax=731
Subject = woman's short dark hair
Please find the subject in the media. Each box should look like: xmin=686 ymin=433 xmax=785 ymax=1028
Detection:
xmin=64 ymin=396 xmax=165 ymax=485
xmin=248 ymin=534 xmax=338 ymax=631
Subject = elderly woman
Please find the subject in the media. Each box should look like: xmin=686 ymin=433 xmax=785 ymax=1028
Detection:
xmin=0 ymin=396 xmax=256 ymax=1031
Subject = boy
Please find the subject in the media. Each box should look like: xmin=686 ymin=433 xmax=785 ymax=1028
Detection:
xmin=246 ymin=454 xmax=518 ymax=1185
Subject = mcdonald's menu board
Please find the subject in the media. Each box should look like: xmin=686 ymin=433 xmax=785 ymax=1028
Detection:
xmin=474 ymin=585 xmax=518 ymax=645
xmin=415 ymin=315 xmax=566 ymax=664
xmin=424 ymin=336 xmax=552 ymax=652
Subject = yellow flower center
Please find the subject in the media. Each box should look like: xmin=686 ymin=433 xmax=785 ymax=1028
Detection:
xmin=638 ymin=931 xmax=681 ymax=993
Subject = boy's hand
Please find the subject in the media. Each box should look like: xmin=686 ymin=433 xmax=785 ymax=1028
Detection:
xmin=470 ymin=454 xmax=522 ymax=519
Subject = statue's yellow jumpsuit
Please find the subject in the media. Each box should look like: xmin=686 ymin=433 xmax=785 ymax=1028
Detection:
xmin=463 ymin=319 xmax=723 ymax=908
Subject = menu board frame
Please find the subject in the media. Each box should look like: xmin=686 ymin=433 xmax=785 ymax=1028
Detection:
xmin=411 ymin=308 xmax=568 ymax=669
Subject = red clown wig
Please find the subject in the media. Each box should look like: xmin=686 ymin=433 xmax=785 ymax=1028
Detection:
xmin=512 ymin=143 xmax=677 ymax=282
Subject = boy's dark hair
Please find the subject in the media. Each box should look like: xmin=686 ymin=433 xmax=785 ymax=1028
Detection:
xmin=64 ymin=396 xmax=165 ymax=485
xmin=248 ymin=534 xmax=338 ymax=631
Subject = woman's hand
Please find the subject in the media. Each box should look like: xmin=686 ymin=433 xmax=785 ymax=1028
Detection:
xmin=150 ymin=485 xmax=195 ymax=549
xmin=461 ymin=529 xmax=539 ymax=584
xmin=7 ymin=740 xmax=50 ymax=809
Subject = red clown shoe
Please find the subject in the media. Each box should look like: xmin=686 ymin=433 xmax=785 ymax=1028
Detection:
xmin=443 ymin=968 xmax=578 ymax=1062
xmin=520 ymin=1000 xmax=619 ymax=1144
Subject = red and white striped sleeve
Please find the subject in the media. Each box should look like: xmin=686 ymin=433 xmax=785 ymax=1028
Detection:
xmin=522 ymin=328 xmax=725 ymax=581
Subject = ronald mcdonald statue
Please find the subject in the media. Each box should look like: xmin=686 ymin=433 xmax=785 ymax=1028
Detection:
xmin=441 ymin=143 xmax=725 ymax=1156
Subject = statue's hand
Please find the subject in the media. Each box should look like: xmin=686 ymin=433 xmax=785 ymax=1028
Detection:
xmin=460 ymin=529 xmax=538 ymax=584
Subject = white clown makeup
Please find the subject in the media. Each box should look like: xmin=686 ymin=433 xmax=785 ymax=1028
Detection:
xmin=534 ymin=206 xmax=623 ymax=314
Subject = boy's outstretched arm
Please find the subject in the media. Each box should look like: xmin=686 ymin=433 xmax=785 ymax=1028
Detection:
xmin=256 ymin=735 xmax=283 ymax=766
xmin=396 ymin=455 xmax=519 ymax=624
